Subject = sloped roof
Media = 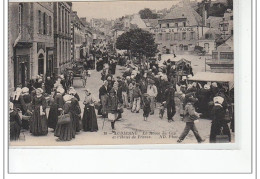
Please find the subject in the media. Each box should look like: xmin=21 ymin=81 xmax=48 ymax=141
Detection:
xmin=143 ymin=19 xmax=159 ymax=28
xmin=162 ymin=5 xmax=202 ymax=26
xmin=207 ymin=16 xmax=223 ymax=29
xmin=200 ymin=28 xmax=222 ymax=40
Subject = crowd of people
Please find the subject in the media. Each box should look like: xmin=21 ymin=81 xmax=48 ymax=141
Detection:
xmin=9 ymin=43 xmax=234 ymax=143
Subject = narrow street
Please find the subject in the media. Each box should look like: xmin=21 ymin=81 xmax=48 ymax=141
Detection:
xmin=10 ymin=57 xmax=234 ymax=146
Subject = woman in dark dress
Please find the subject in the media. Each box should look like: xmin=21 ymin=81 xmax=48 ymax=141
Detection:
xmin=210 ymin=96 xmax=231 ymax=143
xmin=55 ymin=94 xmax=75 ymax=141
xmin=31 ymin=88 xmax=48 ymax=136
xmin=70 ymin=97 xmax=81 ymax=134
xmin=142 ymin=93 xmax=151 ymax=121
xmin=11 ymin=87 xmax=23 ymax=111
xmin=82 ymin=89 xmax=98 ymax=132
xmin=9 ymin=102 xmax=22 ymax=141
xmin=48 ymin=87 xmax=65 ymax=131
xmin=20 ymin=87 xmax=32 ymax=130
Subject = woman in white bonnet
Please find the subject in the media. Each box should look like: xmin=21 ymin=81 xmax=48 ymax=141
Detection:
xmin=54 ymin=94 xmax=75 ymax=141
xmin=82 ymin=89 xmax=98 ymax=132
xmin=48 ymin=87 xmax=65 ymax=131
xmin=31 ymin=88 xmax=48 ymax=136
xmin=209 ymin=96 xmax=231 ymax=143
xmin=20 ymin=87 xmax=32 ymax=130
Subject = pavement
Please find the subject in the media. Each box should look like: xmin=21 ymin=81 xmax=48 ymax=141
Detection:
xmin=10 ymin=55 xmax=234 ymax=146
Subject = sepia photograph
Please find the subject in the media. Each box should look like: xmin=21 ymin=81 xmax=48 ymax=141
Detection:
xmin=8 ymin=0 xmax=235 ymax=146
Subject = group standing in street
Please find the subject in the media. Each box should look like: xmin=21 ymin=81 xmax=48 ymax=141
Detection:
xmin=9 ymin=42 xmax=234 ymax=144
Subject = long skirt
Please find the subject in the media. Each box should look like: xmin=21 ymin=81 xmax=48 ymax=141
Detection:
xmin=82 ymin=105 xmax=98 ymax=132
xmin=10 ymin=121 xmax=21 ymax=141
xmin=71 ymin=112 xmax=81 ymax=134
xmin=31 ymin=108 xmax=48 ymax=136
xmin=48 ymin=104 xmax=59 ymax=130
xmin=210 ymin=120 xmax=231 ymax=143
xmin=54 ymin=113 xmax=75 ymax=141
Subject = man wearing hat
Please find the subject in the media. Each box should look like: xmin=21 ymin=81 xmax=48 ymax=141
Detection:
xmin=146 ymin=79 xmax=158 ymax=115
xmin=164 ymin=83 xmax=176 ymax=122
xmin=177 ymin=96 xmax=204 ymax=143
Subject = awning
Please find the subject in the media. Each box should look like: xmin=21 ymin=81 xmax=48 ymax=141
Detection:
xmin=188 ymin=72 xmax=234 ymax=89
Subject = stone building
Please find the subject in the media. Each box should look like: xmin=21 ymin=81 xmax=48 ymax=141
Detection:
xmin=53 ymin=2 xmax=72 ymax=74
xmin=150 ymin=3 xmax=209 ymax=54
xmin=9 ymin=2 xmax=54 ymax=90
xmin=71 ymin=11 xmax=85 ymax=61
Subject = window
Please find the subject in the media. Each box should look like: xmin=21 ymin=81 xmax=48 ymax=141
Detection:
xmin=205 ymin=33 xmax=212 ymax=39
xmin=158 ymin=33 xmax=162 ymax=40
xmin=231 ymin=29 xmax=233 ymax=35
xmin=183 ymin=45 xmax=188 ymax=51
xmin=18 ymin=3 xmax=23 ymax=34
xmin=183 ymin=22 xmax=186 ymax=27
xmin=58 ymin=6 xmax=61 ymax=32
xmin=190 ymin=32 xmax=195 ymax=40
xmin=43 ymin=12 xmax=47 ymax=35
xmin=38 ymin=10 xmax=42 ymax=34
xmin=159 ymin=24 xmax=162 ymax=28
xmin=62 ymin=8 xmax=64 ymax=33
xmin=220 ymin=52 xmax=234 ymax=59
xmin=182 ymin=32 xmax=186 ymax=40
xmin=174 ymin=33 xmax=179 ymax=40
xmin=166 ymin=33 xmax=170 ymax=40
xmin=212 ymin=52 xmax=218 ymax=59
xmin=175 ymin=23 xmax=178 ymax=27
xmin=65 ymin=11 xmax=67 ymax=33
xmin=230 ymin=16 xmax=233 ymax=20
xmin=223 ymin=23 xmax=229 ymax=31
xmin=67 ymin=13 xmax=70 ymax=34
xmin=49 ymin=16 xmax=52 ymax=35
xmin=167 ymin=23 xmax=169 ymax=28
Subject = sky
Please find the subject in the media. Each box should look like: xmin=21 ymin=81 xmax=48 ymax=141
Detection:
xmin=72 ymin=0 xmax=199 ymax=21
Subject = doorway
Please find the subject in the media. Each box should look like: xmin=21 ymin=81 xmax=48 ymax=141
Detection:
xmin=38 ymin=54 xmax=44 ymax=75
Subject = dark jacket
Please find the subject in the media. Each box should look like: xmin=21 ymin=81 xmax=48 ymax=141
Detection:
xmin=99 ymin=85 xmax=109 ymax=99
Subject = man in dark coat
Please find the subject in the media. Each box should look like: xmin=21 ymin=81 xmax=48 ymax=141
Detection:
xmin=164 ymin=83 xmax=176 ymax=122
xmin=99 ymin=80 xmax=109 ymax=117
xmin=45 ymin=76 xmax=54 ymax=95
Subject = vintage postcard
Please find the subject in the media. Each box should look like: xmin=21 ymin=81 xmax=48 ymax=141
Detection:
xmin=8 ymin=0 xmax=235 ymax=146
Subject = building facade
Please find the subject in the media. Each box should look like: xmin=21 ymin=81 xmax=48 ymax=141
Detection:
xmin=71 ymin=11 xmax=86 ymax=61
xmin=9 ymin=2 xmax=54 ymax=90
xmin=150 ymin=4 xmax=209 ymax=55
xmin=53 ymin=2 xmax=72 ymax=74
xmin=206 ymin=36 xmax=234 ymax=73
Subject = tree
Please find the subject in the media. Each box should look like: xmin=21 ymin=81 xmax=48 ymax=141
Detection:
xmin=116 ymin=28 xmax=158 ymax=61
xmin=139 ymin=8 xmax=158 ymax=19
